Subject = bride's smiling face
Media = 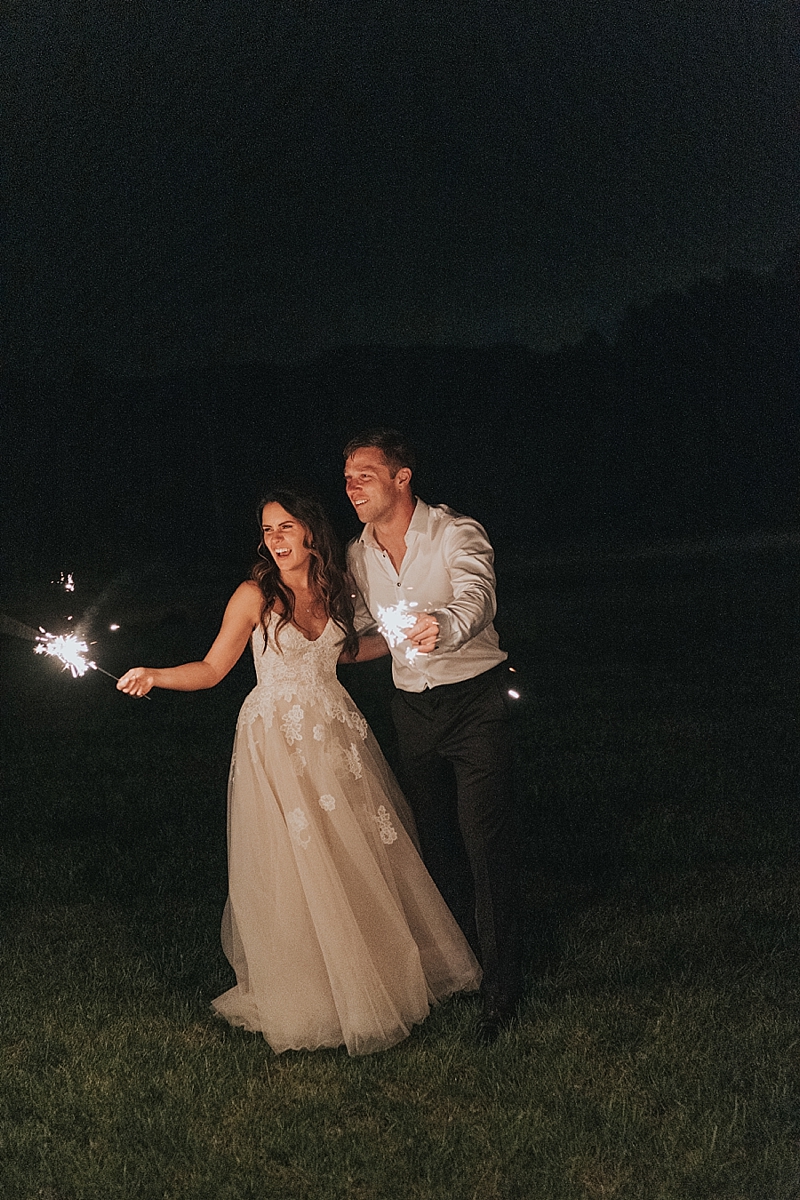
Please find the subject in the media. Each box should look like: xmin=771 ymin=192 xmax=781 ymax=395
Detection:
xmin=261 ymin=503 xmax=312 ymax=572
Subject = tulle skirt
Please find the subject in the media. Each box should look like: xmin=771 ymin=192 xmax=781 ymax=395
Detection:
xmin=211 ymin=705 xmax=481 ymax=1056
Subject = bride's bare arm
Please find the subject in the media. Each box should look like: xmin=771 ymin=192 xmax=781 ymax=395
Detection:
xmin=117 ymin=581 xmax=262 ymax=698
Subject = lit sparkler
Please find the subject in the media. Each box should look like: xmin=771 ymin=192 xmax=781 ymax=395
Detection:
xmin=33 ymin=628 xmax=145 ymax=693
xmin=377 ymin=600 xmax=418 ymax=647
xmin=0 ymin=570 xmax=142 ymax=699
xmin=35 ymin=630 xmax=101 ymax=677
xmin=377 ymin=600 xmax=421 ymax=665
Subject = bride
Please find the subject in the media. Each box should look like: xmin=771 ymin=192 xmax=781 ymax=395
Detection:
xmin=118 ymin=490 xmax=481 ymax=1055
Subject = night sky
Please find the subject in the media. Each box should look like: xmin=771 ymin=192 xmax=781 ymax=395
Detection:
xmin=8 ymin=0 xmax=799 ymax=375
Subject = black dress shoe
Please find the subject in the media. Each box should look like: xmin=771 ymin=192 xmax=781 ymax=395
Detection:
xmin=476 ymin=995 xmax=519 ymax=1045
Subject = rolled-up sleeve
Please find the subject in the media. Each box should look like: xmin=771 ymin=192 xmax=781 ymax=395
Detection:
xmin=429 ymin=520 xmax=497 ymax=653
xmin=346 ymin=550 xmax=380 ymax=636
xmin=351 ymin=583 xmax=379 ymax=636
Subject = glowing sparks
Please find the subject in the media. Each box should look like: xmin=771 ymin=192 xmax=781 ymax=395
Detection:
xmin=377 ymin=600 xmax=421 ymax=665
xmin=35 ymin=630 xmax=97 ymax=678
xmin=33 ymin=628 xmax=126 ymax=689
xmin=31 ymin=576 xmax=146 ymax=696
xmin=377 ymin=600 xmax=417 ymax=646
xmin=506 ymin=666 xmax=521 ymax=699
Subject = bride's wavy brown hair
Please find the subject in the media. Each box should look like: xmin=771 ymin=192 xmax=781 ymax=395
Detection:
xmin=251 ymin=489 xmax=358 ymax=658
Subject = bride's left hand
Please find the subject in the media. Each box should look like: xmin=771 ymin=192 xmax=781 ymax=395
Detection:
xmin=117 ymin=667 xmax=156 ymax=697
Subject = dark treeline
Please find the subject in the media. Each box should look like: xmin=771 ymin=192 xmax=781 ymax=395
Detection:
xmin=3 ymin=262 xmax=797 ymax=577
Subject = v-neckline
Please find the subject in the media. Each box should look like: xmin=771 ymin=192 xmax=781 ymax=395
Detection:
xmin=288 ymin=616 xmax=330 ymax=644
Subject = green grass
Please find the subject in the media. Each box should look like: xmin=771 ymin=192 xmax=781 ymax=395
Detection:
xmin=1 ymin=547 xmax=798 ymax=1198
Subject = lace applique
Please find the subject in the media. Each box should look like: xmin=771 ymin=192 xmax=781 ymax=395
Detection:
xmin=319 ymin=794 xmax=336 ymax=812
xmin=352 ymin=711 xmax=368 ymax=740
xmin=344 ymin=743 xmax=363 ymax=780
xmin=286 ymin=807 xmax=311 ymax=847
xmin=313 ymin=724 xmax=325 ymax=741
xmin=238 ymin=619 xmax=368 ymax=739
xmin=374 ymin=805 xmax=398 ymax=845
xmin=281 ymin=704 xmax=304 ymax=744
xmin=238 ymin=690 xmax=277 ymax=729
xmin=330 ymin=706 xmax=368 ymax=740
xmin=291 ymin=749 xmax=307 ymax=776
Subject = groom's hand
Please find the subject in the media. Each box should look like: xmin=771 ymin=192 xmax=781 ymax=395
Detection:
xmin=406 ymin=614 xmax=439 ymax=654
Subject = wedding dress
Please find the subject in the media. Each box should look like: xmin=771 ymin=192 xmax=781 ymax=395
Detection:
xmin=211 ymin=613 xmax=481 ymax=1055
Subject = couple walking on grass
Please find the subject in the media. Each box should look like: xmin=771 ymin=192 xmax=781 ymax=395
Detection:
xmin=118 ymin=429 xmax=523 ymax=1054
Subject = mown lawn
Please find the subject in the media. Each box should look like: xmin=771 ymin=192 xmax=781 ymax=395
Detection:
xmin=1 ymin=543 xmax=797 ymax=1199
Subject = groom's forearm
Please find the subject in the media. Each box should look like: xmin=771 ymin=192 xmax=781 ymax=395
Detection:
xmin=339 ymin=633 xmax=390 ymax=664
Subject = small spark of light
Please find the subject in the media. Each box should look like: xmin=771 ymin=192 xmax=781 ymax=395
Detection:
xmin=110 ymin=624 xmax=120 ymax=631
xmin=508 ymin=689 xmax=520 ymax=700
xmin=35 ymin=630 xmax=97 ymax=678
xmin=52 ymin=571 xmax=75 ymax=592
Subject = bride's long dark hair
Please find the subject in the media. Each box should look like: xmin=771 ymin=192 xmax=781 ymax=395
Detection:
xmin=251 ymin=489 xmax=358 ymax=658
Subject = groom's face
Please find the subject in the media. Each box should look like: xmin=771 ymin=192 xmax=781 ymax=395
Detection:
xmin=344 ymin=447 xmax=409 ymax=526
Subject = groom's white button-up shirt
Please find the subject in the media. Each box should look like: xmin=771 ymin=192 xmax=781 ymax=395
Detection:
xmin=347 ymin=498 xmax=507 ymax=693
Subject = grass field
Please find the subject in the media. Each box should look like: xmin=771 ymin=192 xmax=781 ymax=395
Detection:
xmin=1 ymin=540 xmax=798 ymax=1199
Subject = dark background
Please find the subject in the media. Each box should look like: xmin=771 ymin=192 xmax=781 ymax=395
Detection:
xmin=3 ymin=270 xmax=798 ymax=585
xmin=3 ymin=1 xmax=798 ymax=586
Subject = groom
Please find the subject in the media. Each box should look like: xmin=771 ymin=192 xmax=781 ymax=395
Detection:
xmin=343 ymin=429 xmax=523 ymax=1042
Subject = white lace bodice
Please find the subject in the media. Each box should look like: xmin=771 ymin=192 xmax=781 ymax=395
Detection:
xmin=238 ymin=614 xmax=368 ymax=740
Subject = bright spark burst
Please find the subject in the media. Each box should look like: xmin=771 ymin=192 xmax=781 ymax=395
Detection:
xmin=377 ymin=600 xmax=421 ymax=665
xmin=377 ymin=600 xmax=418 ymax=647
xmin=35 ymin=630 xmax=97 ymax=677
xmin=52 ymin=571 xmax=75 ymax=592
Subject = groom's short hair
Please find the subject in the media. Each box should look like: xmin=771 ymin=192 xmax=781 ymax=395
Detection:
xmin=343 ymin=429 xmax=416 ymax=477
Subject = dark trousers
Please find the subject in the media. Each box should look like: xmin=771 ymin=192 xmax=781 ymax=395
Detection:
xmin=391 ymin=664 xmax=523 ymax=1004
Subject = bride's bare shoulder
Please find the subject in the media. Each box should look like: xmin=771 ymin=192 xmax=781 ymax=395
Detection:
xmin=228 ymin=580 xmax=264 ymax=617
xmin=231 ymin=580 xmax=285 ymax=619
xmin=237 ymin=580 xmax=261 ymax=597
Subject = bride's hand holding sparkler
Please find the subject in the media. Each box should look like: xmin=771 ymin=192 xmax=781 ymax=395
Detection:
xmin=117 ymin=667 xmax=158 ymax=697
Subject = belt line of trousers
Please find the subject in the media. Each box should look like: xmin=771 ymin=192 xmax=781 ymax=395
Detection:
xmin=391 ymin=664 xmax=522 ymax=1003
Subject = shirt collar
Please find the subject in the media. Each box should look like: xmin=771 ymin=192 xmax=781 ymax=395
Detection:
xmin=406 ymin=497 xmax=429 ymax=537
xmin=359 ymin=497 xmax=428 ymax=549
